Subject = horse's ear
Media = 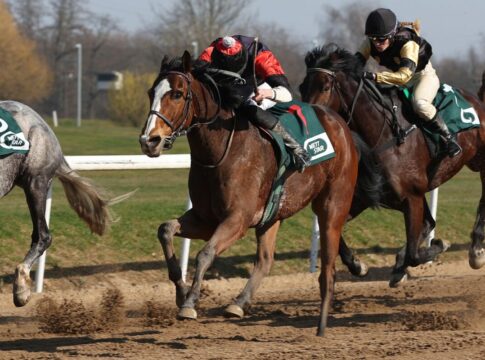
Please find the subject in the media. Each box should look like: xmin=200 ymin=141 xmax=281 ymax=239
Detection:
xmin=182 ymin=51 xmax=192 ymax=73
xmin=160 ymin=55 xmax=169 ymax=73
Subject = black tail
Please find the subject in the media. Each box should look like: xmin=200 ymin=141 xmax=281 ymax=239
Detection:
xmin=351 ymin=131 xmax=384 ymax=208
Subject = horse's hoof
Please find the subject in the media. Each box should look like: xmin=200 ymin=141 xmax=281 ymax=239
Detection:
xmin=224 ymin=304 xmax=244 ymax=318
xmin=468 ymin=248 xmax=485 ymax=269
xmin=13 ymin=265 xmax=32 ymax=307
xmin=389 ymin=272 xmax=407 ymax=288
xmin=357 ymin=262 xmax=369 ymax=277
xmin=13 ymin=287 xmax=31 ymax=307
xmin=177 ymin=307 xmax=197 ymax=320
xmin=431 ymin=239 xmax=451 ymax=253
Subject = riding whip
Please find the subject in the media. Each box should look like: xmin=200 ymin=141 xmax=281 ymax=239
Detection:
xmin=252 ymin=36 xmax=259 ymax=94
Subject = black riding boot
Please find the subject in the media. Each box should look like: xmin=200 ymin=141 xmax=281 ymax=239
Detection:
xmin=272 ymin=121 xmax=311 ymax=172
xmin=239 ymin=104 xmax=311 ymax=171
xmin=426 ymin=115 xmax=462 ymax=157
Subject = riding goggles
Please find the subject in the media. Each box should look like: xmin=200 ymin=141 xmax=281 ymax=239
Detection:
xmin=368 ymin=35 xmax=392 ymax=43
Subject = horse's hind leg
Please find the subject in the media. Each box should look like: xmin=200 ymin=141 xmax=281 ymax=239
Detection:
xmin=390 ymin=195 xmax=448 ymax=287
xmin=14 ymin=177 xmax=52 ymax=307
xmin=391 ymin=197 xmax=448 ymax=285
xmin=158 ymin=209 xmax=215 ymax=308
xmin=339 ymin=203 xmax=369 ymax=277
xmin=469 ymin=170 xmax=485 ymax=269
xmin=225 ymin=221 xmax=280 ymax=318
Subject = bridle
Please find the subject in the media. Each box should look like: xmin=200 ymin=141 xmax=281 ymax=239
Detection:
xmin=148 ymin=70 xmax=236 ymax=168
xmin=148 ymin=71 xmax=195 ymax=149
xmin=306 ymin=67 xmax=359 ymax=125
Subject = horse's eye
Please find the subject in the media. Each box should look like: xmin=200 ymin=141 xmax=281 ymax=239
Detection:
xmin=172 ymin=91 xmax=183 ymax=99
xmin=322 ymin=86 xmax=331 ymax=93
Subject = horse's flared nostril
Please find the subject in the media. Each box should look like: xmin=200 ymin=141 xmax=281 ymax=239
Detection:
xmin=147 ymin=136 xmax=162 ymax=147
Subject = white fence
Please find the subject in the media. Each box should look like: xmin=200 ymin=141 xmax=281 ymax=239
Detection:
xmin=35 ymin=154 xmax=192 ymax=292
xmin=35 ymin=154 xmax=439 ymax=292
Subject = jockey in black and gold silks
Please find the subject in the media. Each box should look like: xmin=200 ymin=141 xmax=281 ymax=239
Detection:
xmin=356 ymin=8 xmax=461 ymax=157
xmin=199 ymin=35 xmax=311 ymax=171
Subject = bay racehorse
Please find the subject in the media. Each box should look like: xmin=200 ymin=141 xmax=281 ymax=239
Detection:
xmin=139 ymin=51 xmax=362 ymax=335
xmin=299 ymin=44 xmax=485 ymax=286
xmin=0 ymin=101 xmax=113 ymax=307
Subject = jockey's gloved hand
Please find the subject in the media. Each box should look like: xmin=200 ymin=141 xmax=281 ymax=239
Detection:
xmin=362 ymin=71 xmax=376 ymax=81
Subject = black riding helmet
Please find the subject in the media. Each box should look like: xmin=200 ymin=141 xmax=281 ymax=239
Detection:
xmin=211 ymin=36 xmax=248 ymax=74
xmin=365 ymin=8 xmax=398 ymax=38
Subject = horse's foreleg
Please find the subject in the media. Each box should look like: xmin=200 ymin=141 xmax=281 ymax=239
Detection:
xmin=315 ymin=201 xmax=349 ymax=337
xmin=225 ymin=221 xmax=280 ymax=318
xmin=178 ymin=213 xmax=247 ymax=320
xmin=158 ymin=209 xmax=215 ymax=308
xmin=469 ymin=170 xmax=485 ymax=269
xmin=14 ymin=178 xmax=52 ymax=307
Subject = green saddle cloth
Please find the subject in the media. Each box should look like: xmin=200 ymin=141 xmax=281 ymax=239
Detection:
xmin=0 ymin=107 xmax=29 ymax=156
xmin=257 ymin=100 xmax=335 ymax=228
xmin=402 ymin=83 xmax=480 ymax=143
xmin=268 ymin=100 xmax=336 ymax=167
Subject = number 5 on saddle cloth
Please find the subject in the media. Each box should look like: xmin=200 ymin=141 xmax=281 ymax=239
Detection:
xmin=400 ymin=83 xmax=480 ymax=154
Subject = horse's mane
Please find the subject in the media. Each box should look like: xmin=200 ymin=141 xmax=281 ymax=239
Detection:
xmin=157 ymin=56 xmax=244 ymax=111
xmin=304 ymin=43 xmax=364 ymax=81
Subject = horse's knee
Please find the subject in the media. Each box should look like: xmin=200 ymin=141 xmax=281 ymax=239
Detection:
xmin=157 ymin=222 xmax=177 ymax=243
xmin=40 ymin=234 xmax=52 ymax=252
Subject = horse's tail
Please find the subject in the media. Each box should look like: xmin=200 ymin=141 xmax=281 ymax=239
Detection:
xmin=351 ymin=131 xmax=384 ymax=208
xmin=55 ymin=159 xmax=120 ymax=235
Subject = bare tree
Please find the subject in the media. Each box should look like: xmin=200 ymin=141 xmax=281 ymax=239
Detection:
xmin=248 ymin=23 xmax=306 ymax=95
xmin=8 ymin=0 xmax=46 ymax=41
xmin=10 ymin=0 xmax=120 ymax=117
xmin=316 ymin=2 xmax=378 ymax=51
xmin=82 ymin=14 xmax=118 ymax=117
xmin=148 ymin=0 xmax=252 ymax=57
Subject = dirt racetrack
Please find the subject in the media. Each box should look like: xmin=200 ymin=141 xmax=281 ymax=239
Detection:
xmin=0 ymin=259 xmax=484 ymax=359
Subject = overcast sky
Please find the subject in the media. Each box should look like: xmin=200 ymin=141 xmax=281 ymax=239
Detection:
xmin=86 ymin=0 xmax=485 ymax=60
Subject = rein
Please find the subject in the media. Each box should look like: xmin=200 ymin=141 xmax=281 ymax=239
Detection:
xmin=306 ymin=67 xmax=414 ymax=151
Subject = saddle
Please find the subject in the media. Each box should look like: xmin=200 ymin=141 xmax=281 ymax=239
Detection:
xmin=366 ymin=81 xmax=480 ymax=156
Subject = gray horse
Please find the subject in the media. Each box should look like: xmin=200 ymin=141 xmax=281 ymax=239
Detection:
xmin=0 ymin=100 xmax=112 ymax=307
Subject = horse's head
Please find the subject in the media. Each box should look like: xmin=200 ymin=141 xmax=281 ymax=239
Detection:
xmin=299 ymin=44 xmax=363 ymax=114
xmin=140 ymin=51 xmax=195 ymax=157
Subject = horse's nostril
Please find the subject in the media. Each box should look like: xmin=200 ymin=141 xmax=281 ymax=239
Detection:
xmin=148 ymin=136 xmax=161 ymax=146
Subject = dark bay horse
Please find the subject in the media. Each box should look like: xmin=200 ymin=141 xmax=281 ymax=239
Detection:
xmin=139 ymin=51 xmax=360 ymax=335
xmin=300 ymin=44 xmax=485 ymax=285
xmin=0 ymin=101 xmax=112 ymax=307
